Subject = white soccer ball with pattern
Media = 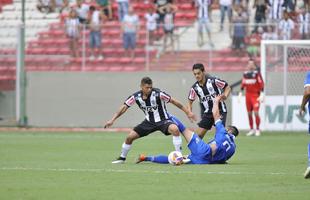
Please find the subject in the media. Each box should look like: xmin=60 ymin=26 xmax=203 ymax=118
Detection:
xmin=168 ymin=151 xmax=183 ymax=165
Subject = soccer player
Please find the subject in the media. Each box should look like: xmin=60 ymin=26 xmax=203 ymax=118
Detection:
xmin=137 ymin=95 xmax=239 ymax=165
xmin=238 ymin=59 xmax=264 ymax=136
xmin=188 ymin=63 xmax=231 ymax=139
xmin=299 ymin=71 xmax=310 ymax=179
xmin=104 ymin=77 xmax=196 ymax=164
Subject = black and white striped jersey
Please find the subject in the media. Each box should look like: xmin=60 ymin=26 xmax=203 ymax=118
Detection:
xmin=188 ymin=75 xmax=228 ymax=114
xmin=124 ymin=88 xmax=171 ymax=123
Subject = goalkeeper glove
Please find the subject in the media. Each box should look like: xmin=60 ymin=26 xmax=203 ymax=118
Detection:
xmin=257 ymin=92 xmax=264 ymax=103
xmin=238 ymin=92 xmax=242 ymax=103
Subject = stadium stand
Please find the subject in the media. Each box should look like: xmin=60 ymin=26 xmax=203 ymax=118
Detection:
xmin=0 ymin=0 xmax=309 ymax=91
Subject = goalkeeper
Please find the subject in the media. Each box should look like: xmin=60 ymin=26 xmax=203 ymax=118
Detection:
xmin=238 ymin=59 xmax=264 ymax=136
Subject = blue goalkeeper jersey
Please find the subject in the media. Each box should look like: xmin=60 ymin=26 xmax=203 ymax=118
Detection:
xmin=187 ymin=120 xmax=236 ymax=164
xmin=208 ymin=120 xmax=236 ymax=164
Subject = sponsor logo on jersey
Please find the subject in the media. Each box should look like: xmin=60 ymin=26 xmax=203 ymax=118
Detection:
xmin=200 ymin=95 xmax=214 ymax=102
xmin=244 ymin=79 xmax=257 ymax=84
xmin=140 ymin=105 xmax=158 ymax=112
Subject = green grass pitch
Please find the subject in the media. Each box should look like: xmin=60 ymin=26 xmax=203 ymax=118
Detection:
xmin=0 ymin=131 xmax=309 ymax=200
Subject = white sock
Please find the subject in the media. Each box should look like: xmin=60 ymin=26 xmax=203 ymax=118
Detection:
xmin=173 ymin=136 xmax=182 ymax=152
xmin=120 ymin=143 xmax=132 ymax=158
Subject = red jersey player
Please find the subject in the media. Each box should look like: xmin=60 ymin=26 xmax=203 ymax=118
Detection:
xmin=239 ymin=59 xmax=264 ymax=136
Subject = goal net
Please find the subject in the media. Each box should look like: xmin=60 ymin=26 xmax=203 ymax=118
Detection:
xmin=260 ymin=40 xmax=310 ymax=131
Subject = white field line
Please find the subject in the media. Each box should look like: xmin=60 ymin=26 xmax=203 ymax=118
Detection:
xmin=0 ymin=166 xmax=301 ymax=176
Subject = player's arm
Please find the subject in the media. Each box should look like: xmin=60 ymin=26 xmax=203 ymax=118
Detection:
xmin=170 ymin=97 xmax=196 ymax=122
xmin=257 ymin=72 xmax=265 ymax=102
xmin=238 ymin=75 xmax=246 ymax=102
xmin=212 ymin=95 xmax=222 ymax=122
xmin=300 ymin=86 xmax=310 ymax=116
xmin=214 ymin=78 xmax=230 ymax=101
xmin=104 ymin=104 xmax=128 ymax=128
xmin=211 ymin=95 xmax=226 ymax=155
xmin=187 ymin=87 xmax=197 ymax=113
xmin=220 ymin=85 xmax=231 ymax=101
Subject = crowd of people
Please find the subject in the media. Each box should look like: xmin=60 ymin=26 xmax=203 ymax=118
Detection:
xmin=37 ymin=0 xmax=310 ymax=60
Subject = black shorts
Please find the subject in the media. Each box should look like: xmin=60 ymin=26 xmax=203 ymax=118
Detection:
xmin=133 ymin=119 xmax=175 ymax=137
xmin=197 ymin=112 xmax=227 ymax=130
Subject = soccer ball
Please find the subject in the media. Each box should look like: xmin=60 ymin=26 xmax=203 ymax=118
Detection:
xmin=168 ymin=151 xmax=183 ymax=166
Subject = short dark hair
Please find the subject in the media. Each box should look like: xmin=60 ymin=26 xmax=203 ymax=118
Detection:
xmin=192 ymin=63 xmax=205 ymax=72
xmin=228 ymin=125 xmax=239 ymax=137
xmin=90 ymin=5 xmax=96 ymax=11
xmin=141 ymin=77 xmax=152 ymax=85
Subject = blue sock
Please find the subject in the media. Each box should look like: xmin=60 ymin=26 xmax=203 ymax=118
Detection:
xmin=308 ymin=143 xmax=310 ymax=166
xmin=146 ymin=155 xmax=169 ymax=164
xmin=170 ymin=115 xmax=186 ymax=133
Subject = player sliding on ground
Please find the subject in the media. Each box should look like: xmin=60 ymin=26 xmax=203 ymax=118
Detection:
xmin=104 ymin=77 xmax=196 ymax=164
xmin=137 ymin=95 xmax=239 ymax=165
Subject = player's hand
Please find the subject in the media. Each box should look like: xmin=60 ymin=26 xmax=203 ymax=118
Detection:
xmin=257 ymin=92 xmax=264 ymax=103
xmin=238 ymin=92 xmax=242 ymax=103
xmin=104 ymin=120 xmax=114 ymax=128
xmin=214 ymin=95 xmax=222 ymax=103
xmin=187 ymin=111 xmax=197 ymax=123
xmin=299 ymin=106 xmax=306 ymax=117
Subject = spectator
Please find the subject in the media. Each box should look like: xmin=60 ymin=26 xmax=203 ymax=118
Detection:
xmin=154 ymin=0 xmax=176 ymax=33
xmin=268 ymin=0 xmax=284 ymax=22
xmin=54 ymin=0 xmax=69 ymax=13
xmin=117 ymin=0 xmax=129 ymax=21
xmin=297 ymin=6 xmax=310 ymax=39
xmin=282 ymin=0 xmax=296 ymax=13
xmin=65 ymin=9 xmax=80 ymax=58
xmin=88 ymin=5 xmax=105 ymax=60
xmin=278 ymin=10 xmax=295 ymax=39
xmin=304 ymin=0 xmax=310 ymax=12
xmin=245 ymin=27 xmax=263 ymax=58
xmin=122 ymin=6 xmax=139 ymax=59
xmin=262 ymin=25 xmax=278 ymax=40
xmin=231 ymin=6 xmax=247 ymax=55
xmin=253 ymin=0 xmax=269 ymax=32
xmin=145 ymin=7 xmax=159 ymax=45
xmin=196 ymin=0 xmax=214 ymax=47
xmin=160 ymin=5 xmax=176 ymax=52
xmin=75 ymin=0 xmax=89 ymax=24
xmin=219 ymin=0 xmax=233 ymax=31
xmin=37 ymin=0 xmax=54 ymax=13
xmin=96 ymin=0 xmax=113 ymax=20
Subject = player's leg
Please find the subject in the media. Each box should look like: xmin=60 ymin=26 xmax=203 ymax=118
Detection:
xmin=305 ymin=120 xmax=310 ymax=178
xmin=168 ymin=124 xmax=183 ymax=152
xmin=196 ymin=113 xmax=213 ymax=139
xmin=136 ymin=154 xmax=169 ymax=164
xmin=246 ymin=95 xmax=255 ymax=136
xmin=253 ymin=97 xmax=261 ymax=136
xmin=169 ymin=115 xmax=193 ymax=143
xmin=305 ymin=142 xmax=310 ymax=178
xmin=112 ymin=130 xmax=140 ymax=164
xmin=112 ymin=120 xmax=154 ymax=164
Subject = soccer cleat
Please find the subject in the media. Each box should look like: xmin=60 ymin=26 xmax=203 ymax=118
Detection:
xmin=136 ymin=154 xmax=146 ymax=164
xmin=255 ymin=130 xmax=261 ymax=136
xmin=112 ymin=156 xmax=126 ymax=164
xmin=304 ymin=166 xmax=310 ymax=179
xmin=246 ymin=129 xmax=255 ymax=136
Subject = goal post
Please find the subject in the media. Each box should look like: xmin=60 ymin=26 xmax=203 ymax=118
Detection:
xmin=260 ymin=40 xmax=310 ymax=131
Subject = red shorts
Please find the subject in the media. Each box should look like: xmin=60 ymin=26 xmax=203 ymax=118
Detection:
xmin=245 ymin=94 xmax=260 ymax=112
